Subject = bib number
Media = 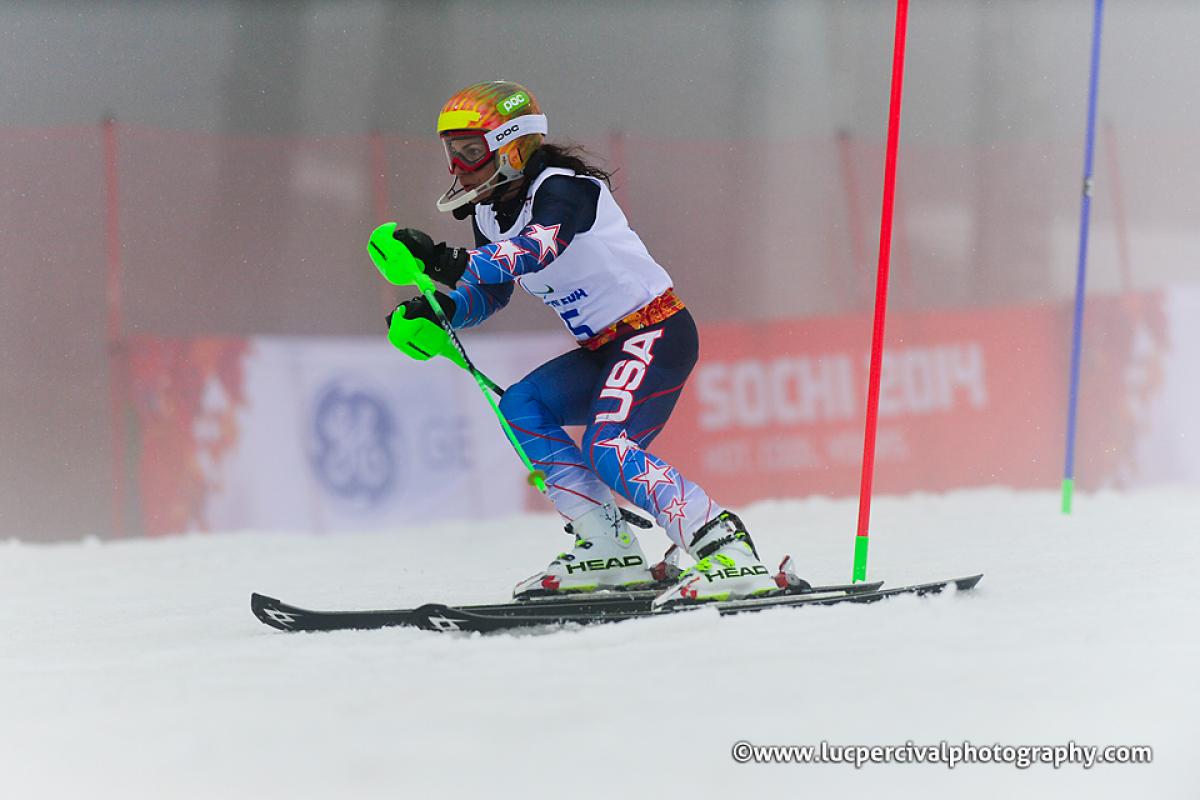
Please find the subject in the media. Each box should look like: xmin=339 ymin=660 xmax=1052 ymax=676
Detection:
xmin=558 ymin=308 xmax=596 ymax=338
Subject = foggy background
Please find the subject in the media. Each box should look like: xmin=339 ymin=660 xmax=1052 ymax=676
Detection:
xmin=1 ymin=0 xmax=1197 ymax=541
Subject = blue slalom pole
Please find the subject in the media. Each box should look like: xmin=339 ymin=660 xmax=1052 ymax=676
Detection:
xmin=1062 ymin=0 xmax=1105 ymax=514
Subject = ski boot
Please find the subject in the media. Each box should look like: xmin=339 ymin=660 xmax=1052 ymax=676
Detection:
xmin=514 ymin=502 xmax=655 ymax=599
xmin=651 ymin=511 xmax=778 ymax=608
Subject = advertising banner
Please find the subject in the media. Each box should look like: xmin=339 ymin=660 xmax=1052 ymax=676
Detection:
xmin=650 ymin=292 xmax=1172 ymax=504
xmin=125 ymin=290 xmax=1192 ymax=536
xmin=127 ymin=334 xmax=563 ymax=535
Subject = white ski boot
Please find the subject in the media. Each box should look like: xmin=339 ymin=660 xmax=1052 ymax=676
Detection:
xmin=514 ymin=502 xmax=654 ymax=599
xmin=651 ymin=511 xmax=778 ymax=608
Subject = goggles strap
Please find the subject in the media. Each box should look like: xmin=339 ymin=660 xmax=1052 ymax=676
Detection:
xmin=483 ymin=114 xmax=548 ymax=152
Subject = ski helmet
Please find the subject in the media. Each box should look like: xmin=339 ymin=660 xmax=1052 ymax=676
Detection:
xmin=435 ymin=81 xmax=547 ymax=212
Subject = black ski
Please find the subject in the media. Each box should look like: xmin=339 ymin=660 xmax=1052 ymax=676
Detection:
xmin=401 ymin=575 xmax=981 ymax=632
xmin=501 ymin=578 xmax=879 ymax=615
xmin=250 ymin=577 xmax=980 ymax=634
xmin=250 ymin=580 xmax=881 ymax=632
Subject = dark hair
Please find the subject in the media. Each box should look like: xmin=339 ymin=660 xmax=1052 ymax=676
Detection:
xmin=536 ymin=143 xmax=615 ymax=188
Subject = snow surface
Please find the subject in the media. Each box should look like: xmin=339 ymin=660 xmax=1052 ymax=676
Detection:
xmin=2 ymin=487 xmax=1198 ymax=799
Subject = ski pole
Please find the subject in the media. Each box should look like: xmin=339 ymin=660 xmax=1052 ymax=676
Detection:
xmin=368 ymin=223 xmax=547 ymax=493
xmin=1061 ymin=0 xmax=1106 ymax=515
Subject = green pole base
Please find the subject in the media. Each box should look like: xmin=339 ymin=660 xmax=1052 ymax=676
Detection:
xmin=1061 ymin=477 xmax=1074 ymax=515
xmin=852 ymin=535 xmax=870 ymax=583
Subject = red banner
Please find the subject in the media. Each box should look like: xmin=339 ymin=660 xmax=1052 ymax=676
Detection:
xmin=126 ymin=337 xmax=251 ymax=536
xmin=652 ymin=294 xmax=1165 ymax=504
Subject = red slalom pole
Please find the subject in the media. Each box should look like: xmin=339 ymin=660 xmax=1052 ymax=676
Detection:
xmin=853 ymin=0 xmax=909 ymax=582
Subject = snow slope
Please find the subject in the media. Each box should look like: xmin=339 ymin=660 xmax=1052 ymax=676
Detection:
xmin=2 ymin=488 xmax=1197 ymax=799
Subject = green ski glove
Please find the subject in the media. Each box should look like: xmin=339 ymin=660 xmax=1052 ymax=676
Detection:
xmin=386 ymin=304 xmax=467 ymax=369
xmin=369 ymin=222 xmax=431 ymax=290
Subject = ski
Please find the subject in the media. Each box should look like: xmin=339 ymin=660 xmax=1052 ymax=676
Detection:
xmin=250 ymin=577 xmax=981 ymax=634
xmin=402 ymin=574 xmax=981 ymax=633
xmin=250 ymin=580 xmax=881 ymax=633
xmin=511 ymin=575 xmax=874 ymax=605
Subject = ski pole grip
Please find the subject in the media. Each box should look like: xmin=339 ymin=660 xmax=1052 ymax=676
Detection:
xmin=368 ymin=222 xmax=432 ymax=291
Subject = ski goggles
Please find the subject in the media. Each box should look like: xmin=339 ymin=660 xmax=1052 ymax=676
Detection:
xmin=441 ymin=131 xmax=494 ymax=174
xmin=439 ymin=114 xmax=549 ymax=174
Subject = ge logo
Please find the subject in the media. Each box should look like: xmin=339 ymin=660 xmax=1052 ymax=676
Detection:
xmin=309 ymin=381 xmax=398 ymax=508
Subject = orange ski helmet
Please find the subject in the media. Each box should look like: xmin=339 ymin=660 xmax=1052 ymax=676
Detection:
xmin=435 ymin=80 xmax=547 ymax=212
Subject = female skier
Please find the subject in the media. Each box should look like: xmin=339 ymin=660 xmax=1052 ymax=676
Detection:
xmin=385 ymin=81 xmax=776 ymax=606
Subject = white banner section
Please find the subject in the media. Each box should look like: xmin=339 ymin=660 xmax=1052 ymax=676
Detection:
xmin=205 ymin=333 xmax=564 ymax=533
xmin=1135 ymin=283 xmax=1200 ymax=486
